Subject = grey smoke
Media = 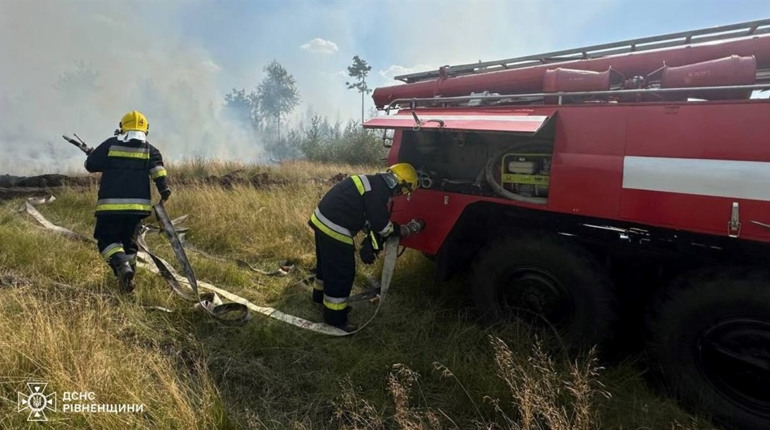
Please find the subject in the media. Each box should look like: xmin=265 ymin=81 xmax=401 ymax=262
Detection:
xmin=0 ymin=0 xmax=263 ymax=175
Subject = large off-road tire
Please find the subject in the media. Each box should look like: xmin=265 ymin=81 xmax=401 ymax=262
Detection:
xmin=470 ymin=234 xmax=616 ymax=349
xmin=646 ymin=267 xmax=770 ymax=430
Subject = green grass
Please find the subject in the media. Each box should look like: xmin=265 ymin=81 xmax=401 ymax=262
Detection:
xmin=0 ymin=161 xmax=717 ymax=429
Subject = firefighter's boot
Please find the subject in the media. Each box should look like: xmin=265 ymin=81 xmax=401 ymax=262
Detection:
xmin=323 ymin=307 xmax=356 ymax=333
xmin=313 ymin=292 xmax=324 ymax=312
xmin=126 ymin=253 xmax=137 ymax=291
xmin=126 ymin=253 xmax=136 ymax=269
xmin=312 ymin=278 xmax=324 ymax=306
xmin=309 ymin=269 xmax=324 ymax=310
xmin=109 ymin=255 xmax=135 ymax=294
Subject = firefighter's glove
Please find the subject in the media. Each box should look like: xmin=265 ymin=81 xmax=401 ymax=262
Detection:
xmin=390 ymin=222 xmax=401 ymax=238
xmin=359 ymin=236 xmax=378 ymax=265
xmin=160 ymin=188 xmax=172 ymax=202
xmin=400 ymin=218 xmax=426 ymax=237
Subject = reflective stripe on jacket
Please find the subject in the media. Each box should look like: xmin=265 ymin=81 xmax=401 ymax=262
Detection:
xmin=310 ymin=208 xmax=354 ymax=245
xmin=85 ymin=136 xmax=168 ymax=216
xmin=310 ymin=174 xmax=393 ymax=245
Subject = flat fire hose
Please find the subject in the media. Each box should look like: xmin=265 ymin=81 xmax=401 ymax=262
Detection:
xmin=377 ymin=236 xmax=399 ymax=304
xmin=139 ymin=202 xmax=251 ymax=326
xmin=19 ymin=197 xmax=249 ymax=325
xmin=19 ymin=196 xmax=399 ymax=336
xmin=19 ymin=196 xmax=91 ymax=242
xmin=327 ymin=236 xmax=400 ymax=335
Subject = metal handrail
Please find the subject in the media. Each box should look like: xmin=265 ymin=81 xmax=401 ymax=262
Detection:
xmin=384 ymin=84 xmax=770 ymax=110
xmin=395 ymin=19 xmax=770 ymax=83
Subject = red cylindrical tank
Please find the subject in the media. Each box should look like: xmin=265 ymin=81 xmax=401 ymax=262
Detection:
xmin=655 ymin=55 xmax=757 ymax=100
xmin=372 ymin=35 xmax=770 ymax=108
xmin=543 ymin=68 xmax=614 ymax=92
xmin=659 ymin=55 xmax=756 ymax=87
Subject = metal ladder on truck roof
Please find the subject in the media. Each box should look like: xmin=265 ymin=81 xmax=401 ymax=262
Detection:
xmin=395 ymin=18 xmax=770 ymax=83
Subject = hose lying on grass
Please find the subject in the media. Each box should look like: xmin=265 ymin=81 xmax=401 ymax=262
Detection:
xmin=19 ymin=196 xmax=397 ymax=336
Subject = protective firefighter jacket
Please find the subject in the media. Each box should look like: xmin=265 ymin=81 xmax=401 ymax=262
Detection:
xmin=310 ymin=174 xmax=395 ymax=246
xmin=85 ymin=136 xmax=168 ymax=216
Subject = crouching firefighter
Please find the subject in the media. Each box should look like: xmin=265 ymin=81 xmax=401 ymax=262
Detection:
xmin=85 ymin=110 xmax=171 ymax=293
xmin=309 ymin=163 xmax=425 ymax=332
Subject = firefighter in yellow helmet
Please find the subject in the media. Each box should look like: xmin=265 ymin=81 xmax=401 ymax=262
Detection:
xmin=84 ymin=111 xmax=171 ymax=293
xmin=308 ymin=162 xmax=425 ymax=331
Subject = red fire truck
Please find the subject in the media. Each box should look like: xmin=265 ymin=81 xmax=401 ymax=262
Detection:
xmin=364 ymin=19 xmax=770 ymax=430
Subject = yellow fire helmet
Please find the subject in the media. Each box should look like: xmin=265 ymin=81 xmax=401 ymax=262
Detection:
xmin=386 ymin=162 xmax=419 ymax=195
xmin=119 ymin=110 xmax=149 ymax=134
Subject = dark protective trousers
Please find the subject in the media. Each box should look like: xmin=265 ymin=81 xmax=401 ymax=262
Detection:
xmin=94 ymin=214 xmax=145 ymax=269
xmin=312 ymin=228 xmax=356 ymax=326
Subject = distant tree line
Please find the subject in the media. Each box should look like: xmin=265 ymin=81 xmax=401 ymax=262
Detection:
xmin=224 ymin=57 xmax=385 ymax=165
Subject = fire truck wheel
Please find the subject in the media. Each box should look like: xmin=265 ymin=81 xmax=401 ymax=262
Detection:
xmin=646 ymin=267 xmax=770 ymax=430
xmin=470 ymin=234 xmax=616 ymax=348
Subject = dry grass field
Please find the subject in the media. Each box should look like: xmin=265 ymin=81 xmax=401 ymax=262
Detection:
xmin=0 ymin=161 xmax=716 ymax=429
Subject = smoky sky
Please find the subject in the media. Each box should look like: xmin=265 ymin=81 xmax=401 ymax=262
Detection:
xmin=2 ymin=0 xmax=758 ymax=176
xmin=0 ymin=0 xmax=262 ymax=175
xmin=0 ymin=0 xmax=624 ymax=176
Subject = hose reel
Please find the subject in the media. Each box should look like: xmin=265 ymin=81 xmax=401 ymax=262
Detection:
xmin=478 ymin=140 xmax=552 ymax=205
